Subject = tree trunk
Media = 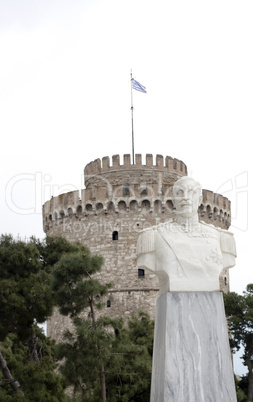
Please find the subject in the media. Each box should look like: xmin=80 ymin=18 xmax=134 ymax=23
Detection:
xmin=28 ymin=327 xmax=40 ymax=362
xmin=246 ymin=342 xmax=253 ymax=402
xmin=100 ymin=364 xmax=106 ymax=402
xmin=247 ymin=365 xmax=253 ymax=402
xmin=89 ymin=297 xmax=106 ymax=401
xmin=247 ymin=362 xmax=253 ymax=402
xmin=89 ymin=297 xmax=96 ymax=323
xmin=0 ymin=350 xmax=24 ymax=396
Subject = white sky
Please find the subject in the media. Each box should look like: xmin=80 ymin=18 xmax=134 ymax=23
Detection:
xmin=0 ymin=0 xmax=252 ymax=375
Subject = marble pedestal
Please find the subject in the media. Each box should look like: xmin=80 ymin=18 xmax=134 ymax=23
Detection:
xmin=151 ymin=292 xmax=236 ymax=402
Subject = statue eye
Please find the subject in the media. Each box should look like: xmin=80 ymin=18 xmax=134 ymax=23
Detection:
xmin=177 ymin=189 xmax=184 ymax=196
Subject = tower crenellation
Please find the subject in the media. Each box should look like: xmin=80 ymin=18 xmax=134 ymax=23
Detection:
xmin=84 ymin=154 xmax=187 ymax=177
xmin=43 ymin=154 xmax=230 ymax=232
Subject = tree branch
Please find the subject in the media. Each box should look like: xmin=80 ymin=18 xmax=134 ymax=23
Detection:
xmin=0 ymin=350 xmax=24 ymax=396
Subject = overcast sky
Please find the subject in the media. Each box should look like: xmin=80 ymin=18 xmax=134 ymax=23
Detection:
xmin=0 ymin=0 xmax=252 ymax=375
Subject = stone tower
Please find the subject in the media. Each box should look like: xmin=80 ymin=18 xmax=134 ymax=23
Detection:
xmin=43 ymin=154 xmax=231 ymax=339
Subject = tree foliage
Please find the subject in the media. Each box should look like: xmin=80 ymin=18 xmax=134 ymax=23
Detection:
xmin=0 ymin=235 xmax=76 ymax=400
xmin=0 ymin=328 xmax=68 ymax=401
xmin=51 ymin=244 xmax=114 ymax=401
xmin=0 ymin=234 xmax=154 ymax=400
xmin=51 ymin=244 xmax=109 ymax=318
xmin=104 ymin=312 xmax=153 ymax=402
xmin=0 ymin=234 xmax=79 ymax=341
xmin=224 ymin=284 xmax=253 ymax=402
xmin=56 ymin=316 xmax=118 ymax=400
xmin=0 ymin=235 xmax=52 ymax=341
xmin=51 ymin=248 xmax=153 ymax=401
xmin=55 ymin=312 xmax=153 ymax=402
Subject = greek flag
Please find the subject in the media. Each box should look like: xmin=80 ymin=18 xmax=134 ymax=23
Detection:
xmin=132 ymin=79 xmax=147 ymax=93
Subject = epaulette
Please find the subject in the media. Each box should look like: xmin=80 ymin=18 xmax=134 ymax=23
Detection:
xmin=220 ymin=230 xmax=237 ymax=256
xmin=137 ymin=226 xmax=156 ymax=255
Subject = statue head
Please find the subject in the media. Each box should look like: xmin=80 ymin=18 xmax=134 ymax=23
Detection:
xmin=173 ymin=177 xmax=202 ymax=219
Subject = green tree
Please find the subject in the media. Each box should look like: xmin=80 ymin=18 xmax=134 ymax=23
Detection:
xmin=224 ymin=284 xmax=253 ymax=402
xmin=104 ymin=312 xmax=153 ymax=402
xmin=0 ymin=235 xmax=52 ymax=342
xmin=56 ymin=316 xmax=119 ymax=401
xmin=51 ymin=244 xmax=113 ymax=401
xmin=0 ymin=328 xmax=68 ymax=401
xmin=51 ymin=243 xmax=155 ymax=401
xmin=0 ymin=234 xmax=77 ymax=400
xmin=235 ymin=375 xmax=248 ymax=402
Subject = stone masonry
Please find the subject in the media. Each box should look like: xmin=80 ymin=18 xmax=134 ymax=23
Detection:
xmin=43 ymin=154 xmax=232 ymax=340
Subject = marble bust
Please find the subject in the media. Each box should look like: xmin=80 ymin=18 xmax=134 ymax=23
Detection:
xmin=137 ymin=176 xmax=236 ymax=293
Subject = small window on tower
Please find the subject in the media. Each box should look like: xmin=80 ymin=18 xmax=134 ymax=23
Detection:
xmin=123 ymin=184 xmax=130 ymax=196
xmin=138 ymin=268 xmax=145 ymax=278
xmin=107 ymin=300 xmax=111 ymax=308
xmin=141 ymin=187 xmax=148 ymax=196
xmin=112 ymin=231 xmax=118 ymax=241
xmin=159 ymin=183 xmax=163 ymax=195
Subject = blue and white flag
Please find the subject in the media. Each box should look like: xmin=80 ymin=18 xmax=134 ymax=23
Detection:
xmin=132 ymin=79 xmax=147 ymax=93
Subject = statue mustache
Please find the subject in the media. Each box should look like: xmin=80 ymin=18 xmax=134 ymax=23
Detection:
xmin=179 ymin=200 xmax=193 ymax=206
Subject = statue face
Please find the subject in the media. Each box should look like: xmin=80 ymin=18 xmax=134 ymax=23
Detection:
xmin=173 ymin=178 xmax=202 ymax=218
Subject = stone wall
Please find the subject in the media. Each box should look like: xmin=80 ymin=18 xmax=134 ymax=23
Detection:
xmin=43 ymin=154 xmax=232 ymax=340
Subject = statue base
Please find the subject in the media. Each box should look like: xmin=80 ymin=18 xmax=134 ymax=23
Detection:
xmin=151 ymin=292 xmax=236 ymax=402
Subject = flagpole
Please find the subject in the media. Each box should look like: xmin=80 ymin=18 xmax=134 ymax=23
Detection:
xmin=130 ymin=70 xmax=135 ymax=165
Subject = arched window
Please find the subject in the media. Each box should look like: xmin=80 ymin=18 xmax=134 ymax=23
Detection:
xmin=96 ymin=203 xmax=103 ymax=212
xmin=213 ymin=207 xmax=218 ymax=220
xmin=76 ymin=205 xmax=82 ymax=216
xmin=198 ymin=204 xmax=205 ymax=217
xmin=130 ymin=200 xmax=138 ymax=212
xmin=154 ymin=200 xmax=162 ymax=214
xmin=118 ymin=200 xmax=127 ymax=212
xmin=141 ymin=200 xmax=150 ymax=213
xmin=85 ymin=204 xmax=93 ymax=212
xmin=166 ymin=200 xmax=174 ymax=213
xmin=107 ymin=201 xmax=115 ymax=213
xmin=207 ymin=205 xmax=212 ymax=219
xmin=112 ymin=231 xmax=118 ymax=241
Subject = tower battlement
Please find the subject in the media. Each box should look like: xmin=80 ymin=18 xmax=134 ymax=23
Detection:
xmin=43 ymin=153 xmax=231 ymax=231
xmin=84 ymin=154 xmax=187 ymax=180
xmin=43 ymin=188 xmax=231 ymax=231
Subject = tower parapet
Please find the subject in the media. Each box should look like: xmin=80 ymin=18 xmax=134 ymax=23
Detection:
xmin=43 ymin=188 xmax=231 ymax=231
xmin=43 ymin=154 xmax=230 ymax=231
xmin=84 ymin=154 xmax=187 ymax=178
